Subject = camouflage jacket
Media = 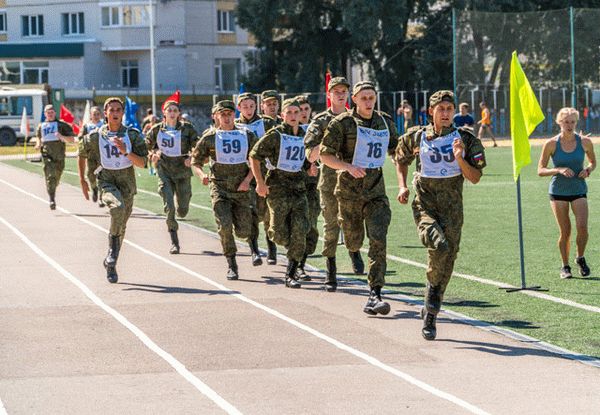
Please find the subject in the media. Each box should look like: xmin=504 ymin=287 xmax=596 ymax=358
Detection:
xmin=396 ymin=124 xmax=486 ymax=208
xmin=249 ymin=123 xmax=308 ymax=195
xmin=191 ymin=127 xmax=258 ymax=193
xmin=35 ymin=120 xmax=74 ymax=161
xmin=320 ymin=108 xmax=398 ymax=199
xmin=79 ymin=124 xmax=148 ymax=199
xmin=145 ymin=120 xmax=199 ymax=179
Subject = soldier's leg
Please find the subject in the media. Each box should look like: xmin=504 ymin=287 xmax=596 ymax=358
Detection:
xmin=362 ymin=196 xmax=392 ymax=316
xmin=43 ymin=158 xmax=63 ymax=208
xmin=211 ymin=188 xmax=239 ymax=279
xmin=305 ymin=185 xmax=320 ymax=256
xmin=413 ymin=202 xmax=448 ymax=252
xmin=157 ymin=170 xmax=177 ymax=232
xmin=99 ymin=183 xmax=129 ymax=283
xmin=231 ymin=191 xmax=253 ymax=241
xmin=246 ymin=189 xmax=263 ymax=266
xmin=320 ymin=185 xmax=340 ymax=258
xmin=86 ymin=159 xmax=99 ymax=202
xmin=260 ymin=194 xmax=277 ymax=263
xmin=288 ymin=193 xmax=308 ymax=262
xmin=338 ymin=196 xmax=366 ymax=263
xmin=266 ymin=196 xmax=291 ymax=250
xmin=174 ymin=177 xmax=192 ymax=219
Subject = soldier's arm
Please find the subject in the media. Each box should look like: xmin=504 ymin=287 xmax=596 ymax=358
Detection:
xmin=77 ymin=135 xmax=91 ymax=199
xmin=34 ymin=125 xmax=42 ymax=149
xmin=58 ymin=122 xmax=76 ymax=143
xmin=304 ymin=119 xmax=324 ymax=163
xmin=190 ymin=136 xmax=210 ymax=184
xmin=76 ymin=125 xmax=88 ymax=143
xmin=249 ymin=134 xmax=274 ymax=196
xmin=455 ymin=133 xmax=483 ymax=184
xmin=395 ymin=131 xmax=418 ymax=204
xmin=127 ymin=130 xmax=148 ymax=168
xmin=320 ymin=119 xmax=366 ymax=179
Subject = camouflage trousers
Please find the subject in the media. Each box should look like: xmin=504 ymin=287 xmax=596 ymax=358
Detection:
xmin=319 ymin=181 xmax=340 ymax=258
xmin=305 ymin=183 xmax=321 ymax=256
xmin=338 ymin=194 xmax=391 ymax=288
xmin=42 ymin=156 xmax=65 ymax=197
xmin=157 ymin=169 xmax=192 ymax=232
xmin=249 ymin=188 xmax=271 ymax=241
xmin=100 ymin=182 xmax=134 ymax=242
xmin=267 ymin=191 xmax=308 ymax=262
xmin=211 ymin=186 xmax=253 ymax=257
xmin=413 ymin=199 xmax=463 ymax=311
xmin=86 ymin=158 xmax=99 ymax=190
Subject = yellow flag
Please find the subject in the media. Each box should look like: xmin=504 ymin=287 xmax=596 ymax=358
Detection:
xmin=510 ymin=51 xmax=545 ymax=181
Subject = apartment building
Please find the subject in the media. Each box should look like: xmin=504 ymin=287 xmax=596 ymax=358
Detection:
xmin=0 ymin=0 xmax=255 ymax=98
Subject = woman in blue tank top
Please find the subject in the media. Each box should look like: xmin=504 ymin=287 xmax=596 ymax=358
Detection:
xmin=538 ymin=107 xmax=596 ymax=279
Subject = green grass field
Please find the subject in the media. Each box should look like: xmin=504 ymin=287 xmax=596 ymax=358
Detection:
xmin=4 ymin=145 xmax=600 ymax=358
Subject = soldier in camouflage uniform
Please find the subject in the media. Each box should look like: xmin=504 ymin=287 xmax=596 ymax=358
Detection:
xmin=396 ymin=90 xmax=486 ymax=340
xmin=250 ymin=98 xmax=309 ymax=289
xmin=35 ymin=104 xmax=76 ymax=210
xmin=77 ymin=106 xmax=105 ymax=207
xmin=236 ymin=92 xmax=279 ymax=265
xmin=192 ymin=100 xmax=258 ymax=280
xmin=146 ymin=99 xmax=199 ymax=254
xmin=78 ymin=97 xmax=148 ymax=283
xmin=260 ymin=89 xmax=283 ymax=123
xmin=320 ymin=81 xmax=398 ymax=313
xmin=305 ymin=76 xmax=357 ymax=291
xmin=295 ymin=95 xmax=319 ymax=280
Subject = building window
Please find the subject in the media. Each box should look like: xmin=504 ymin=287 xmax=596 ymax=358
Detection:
xmin=214 ymin=59 xmax=240 ymax=92
xmin=22 ymin=15 xmax=44 ymax=37
xmin=0 ymin=12 xmax=7 ymax=33
xmin=0 ymin=61 xmax=21 ymax=83
xmin=62 ymin=12 xmax=85 ymax=35
xmin=22 ymin=61 xmax=49 ymax=84
xmin=102 ymin=5 xmax=149 ymax=27
xmin=121 ymin=60 xmax=138 ymax=88
xmin=217 ymin=10 xmax=235 ymax=33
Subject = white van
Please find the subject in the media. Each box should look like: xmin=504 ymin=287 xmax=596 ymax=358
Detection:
xmin=0 ymin=86 xmax=48 ymax=146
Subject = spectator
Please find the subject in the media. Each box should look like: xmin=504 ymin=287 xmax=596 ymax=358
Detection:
xmin=453 ymin=102 xmax=475 ymax=128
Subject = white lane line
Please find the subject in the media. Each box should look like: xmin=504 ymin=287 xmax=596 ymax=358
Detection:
xmin=0 ymin=216 xmax=242 ymax=415
xmin=0 ymin=397 xmax=7 ymax=415
xmin=7 ymin=163 xmax=600 ymax=314
xmin=0 ymin=179 xmax=490 ymax=415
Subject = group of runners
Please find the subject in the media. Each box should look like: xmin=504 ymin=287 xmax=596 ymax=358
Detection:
xmin=34 ymin=79 xmax=493 ymax=341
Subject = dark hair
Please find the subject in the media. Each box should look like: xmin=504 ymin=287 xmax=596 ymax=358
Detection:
xmin=146 ymin=108 xmax=153 ymax=115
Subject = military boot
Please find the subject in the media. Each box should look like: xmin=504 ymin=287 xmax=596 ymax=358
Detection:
xmin=226 ymin=255 xmax=239 ymax=280
xmin=424 ymin=284 xmax=442 ymax=314
xmin=92 ymin=187 xmax=98 ymax=202
xmin=169 ymin=230 xmax=180 ymax=254
xmin=349 ymin=251 xmax=365 ymax=275
xmin=249 ymin=237 xmax=263 ymax=266
xmin=285 ymin=260 xmax=301 ymax=289
xmin=296 ymin=254 xmax=311 ymax=281
xmin=420 ymin=308 xmax=437 ymax=340
xmin=324 ymin=257 xmax=337 ymax=292
xmin=266 ymin=238 xmax=277 ymax=265
xmin=363 ymin=286 xmax=391 ymax=315
xmin=49 ymin=192 xmax=56 ymax=210
xmin=103 ymin=235 xmax=120 ymax=283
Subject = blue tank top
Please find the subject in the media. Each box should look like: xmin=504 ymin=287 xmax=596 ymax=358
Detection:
xmin=549 ymin=134 xmax=587 ymax=196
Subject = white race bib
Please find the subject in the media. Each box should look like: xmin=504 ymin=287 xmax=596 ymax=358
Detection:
xmin=419 ymin=130 xmax=462 ymax=178
xmin=99 ymin=132 xmax=133 ymax=170
xmin=276 ymin=133 xmax=305 ymax=172
xmin=41 ymin=121 xmax=59 ymax=143
xmin=351 ymin=119 xmax=390 ymax=168
xmin=236 ymin=119 xmax=265 ymax=138
xmin=157 ymin=129 xmax=182 ymax=157
xmin=215 ymin=130 xmax=249 ymax=165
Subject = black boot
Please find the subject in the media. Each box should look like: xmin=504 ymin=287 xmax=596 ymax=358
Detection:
xmin=103 ymin=235 xmax=120 ymax=283
xmin=324 ymin=257 xmax=337 ymax=292
xmin=285 ymin=260 xmax=301 ymax=288
xmin=266 ymin=238 xmax=277 ymax=265
xmin=92 ymin=187 xmax=98 ymax=202
xmin=169 ymin=230 xmax=180 ymax=254
xmin=349 ymin=251 xmax=365 ymax=275
xmin=296 ymin=254 xmax=311 ymax=281
xmin=424 ymin=284 xmax=442 ymax=315
xmin=226 ymin=256 xmax=239 ymax=280
xmin=420 ymin=308 xmax=437 ymax=340
xmin=249 ymin=238 xmax=263 ymax=266
xmin=363 ymin=286 xmax=390 ymax=315
xmin=49 ymin=192 xmax=56 ymax=210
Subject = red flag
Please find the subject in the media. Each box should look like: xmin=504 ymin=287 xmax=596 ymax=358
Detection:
xmin=60 ymin=104 xmax=79 ymax=134
xmin=162 ymin=90 xmax=181 ymax=111
xmin=325 ymin=70 xmax=331 ymax=109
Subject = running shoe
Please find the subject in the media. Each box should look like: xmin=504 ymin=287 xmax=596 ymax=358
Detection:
xmin=575 ymin=257 xmax=591 ymax=277
xmin=560 ymin=265 xmax=573 ymax=279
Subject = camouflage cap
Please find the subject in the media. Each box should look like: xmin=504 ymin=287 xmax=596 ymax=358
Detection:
xmin=214 ymin=100 xmax=236 ymax=113
xmin=295 ymin=95 xmax=309 ymax=105
xmin=237 ymin=92 xmax=256 ymax=106
xmin=328 ymin=76 xmax=350 ymax=91
xmin=261 ymin=90 xmax=279 ymax=102
xmin=429 ymin=90 xmax=455 ymax=108
xmin=352 ymin=81 xmax=376 ymax=96
xmin=281 ymin=98 xmax=300 ymax=111
xmin=43 ymin=104 xmax=55 ymax=112
xmin=211 ymin=104 xmax=218 ymax=114
xmin=103 ymin=97 xmax=124 ymax=110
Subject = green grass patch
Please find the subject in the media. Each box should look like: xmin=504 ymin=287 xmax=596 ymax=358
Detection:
xmin=4 ymin=147 xmax=600 ymax=358
xmin=0 ymin=143 xmax=79 ymax=157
